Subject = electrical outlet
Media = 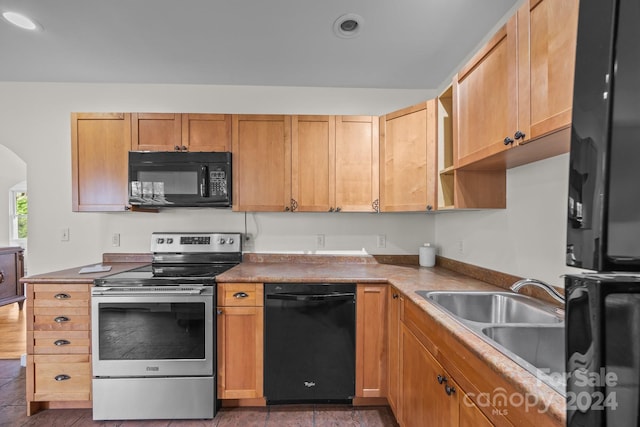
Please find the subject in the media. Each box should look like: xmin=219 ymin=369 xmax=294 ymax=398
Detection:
xmin=112 ymin=233 xmax=120 ymax=247
xmin=60 ymin=228 xmax=70 ymax=242
xmin=316 ymin=234 xmax=325 ymax=249
xmin=377 ymin=234 xmax=386 ymax=248
xmin=457 ymin=239 xmax=464 ymax=254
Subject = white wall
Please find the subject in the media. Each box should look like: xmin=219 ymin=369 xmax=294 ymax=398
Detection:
xmin=435 ymin=154 xmax=585 ymax=287
xmin=0 ymin=145 xmax=27 ymax=246
xmin=0 ymin=82 xmax=436 ymax=275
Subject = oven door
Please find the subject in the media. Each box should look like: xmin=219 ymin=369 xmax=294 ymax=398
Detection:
xmin=91 ymin=286 xmax=214 ymax=377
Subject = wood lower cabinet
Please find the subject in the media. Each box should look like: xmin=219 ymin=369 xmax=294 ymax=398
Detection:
xmin=400 ymin=324 xmax=459 ymax=427
xmin=380 ymin=101 xmax=437 ymax=212
xmin=387 ymin=287 xmax=402 ymax=418
xmin=217 ymin=283 xmax=264 ymax=401
xmin=355 ymin=284 xmax=387 ymax=399
xmin=0 ymin=247 xmax=25 ymax=309
xmin=232 ymin=115 xmax=292 ymax=212
xmin=71 ymin=113 xmax=131 ymax=212
xmin=26 ymin=282 xmax=92 ymax=415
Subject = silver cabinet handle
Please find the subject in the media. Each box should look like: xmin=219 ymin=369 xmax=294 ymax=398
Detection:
xmin=233 ymin=292 xmax=249 ymax=299
xmin=54 ymin=293 xmax=70 ymax=299
xmin=55 ymin=374 xmax=71 ymax=381
xmin=54 ymin=339 xmax=70 ymax=346
xmin=54 ymin=316 xmax=70 ymax=323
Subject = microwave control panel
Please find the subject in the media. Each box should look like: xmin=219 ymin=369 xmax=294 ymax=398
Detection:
xmin=210 ymin=170 xmax=228 ymax=196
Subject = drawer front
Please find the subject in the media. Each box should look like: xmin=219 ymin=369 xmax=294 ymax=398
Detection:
xmin=32 ymin=285 xmax=90 ymax=309
xmin=33 ymin=311 xmax=91 ymax=331
xmin=33 ymin=330 xmax=91 ymax=354
xmin=33 ymin=355 xmax=91 ymax=400
xmin=218 ymin=283 xmax=263 ymax=306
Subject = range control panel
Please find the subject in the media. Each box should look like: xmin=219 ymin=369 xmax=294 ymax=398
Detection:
xmin=151 ymin=232 xmax=241 ymax=253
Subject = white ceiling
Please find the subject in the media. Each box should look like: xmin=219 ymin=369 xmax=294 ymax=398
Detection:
xmin=0 ymin=0 xmax=520 ymax=90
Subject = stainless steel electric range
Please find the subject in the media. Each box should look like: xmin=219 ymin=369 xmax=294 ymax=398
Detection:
xmin=91 ymin=232 xmax=241 ymax=421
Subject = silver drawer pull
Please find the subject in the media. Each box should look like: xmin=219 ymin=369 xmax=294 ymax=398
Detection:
xmin=233 ymin=292 xmax=249 ymax=299
xmin=54 ymin=374 xmax=71 ymax=381
xmin=54 ymin=339 xmax=71 ymax=346
xmin=54 ymin=316 xmax=70 ymax=323
xmin=54 ymin=293 xmax=71 ymax=299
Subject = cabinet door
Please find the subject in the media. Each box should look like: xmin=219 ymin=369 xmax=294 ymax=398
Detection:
xmin=380 ymin=101 xmax=437 ymax=212
xmin=517 ymin=0 xmax=579 ymax=141
xmin=387 ymin=287 xmax=402 ymax=418
xmin=232 ymin=115 xmax=292 ymax=212
xmin=131 ymin=113 xmax=182 ymax=151
xmin=291 ymin=115 xmax=334 ymax=212
xmin=217 ymin=306 xmax=264 ymax=399
xmin=455 ymin=16 xmax=518 ymax=168
xmin=460 ymin=391 xmax=494 ymax=427
xmin=71 ymin=112 xmax=131 ymax=212
xmin=401 ymin=324 xmax=458 ymax=427
xmin=182 ymin=113 xmax=231 ymax=152
xmin=355 ymin=284 xmax=387 ymax=398
xmin=335 ymin=116 xmax=380 ymax=212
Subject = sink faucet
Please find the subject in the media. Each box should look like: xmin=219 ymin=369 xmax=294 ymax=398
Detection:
xmin=510 ymin=278 xmax=565 ymax=304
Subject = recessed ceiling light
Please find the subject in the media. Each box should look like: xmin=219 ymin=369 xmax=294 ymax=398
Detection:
xmin=2 ymin=11 xmax=41 ymax=31
xmin=333 ymin=13 xmax=363 ymax=39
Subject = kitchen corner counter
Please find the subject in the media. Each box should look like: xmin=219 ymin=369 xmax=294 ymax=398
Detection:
xmin=217 ymin=254 xmax=566 ymax=425
xmin=20 ymin=262 xmax=149 ymax=284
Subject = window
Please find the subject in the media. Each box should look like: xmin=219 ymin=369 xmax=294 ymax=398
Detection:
xmin=9 ymin=181 xmax=27 ymax=248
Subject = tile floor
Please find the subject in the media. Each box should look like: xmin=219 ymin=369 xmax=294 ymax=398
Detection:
xmin=0 ymin=360 xmax=399 ymax=427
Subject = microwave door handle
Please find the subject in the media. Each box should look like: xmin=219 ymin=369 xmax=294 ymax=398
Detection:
xmin=200 ymin=165 xmax=209 ymax=197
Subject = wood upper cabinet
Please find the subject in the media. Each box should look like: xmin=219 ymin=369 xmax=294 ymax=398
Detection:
xmin=380 ymin=101 xmax=437 ymax=212
xmin=335 ymin=116 xmax=379 ymax=212
xmin=291 ymin=115 xmax=379 ymax=212
xmin=232 ymin=115 xmax=292 ymax=212
xmin=291 ymin=115 xmax=334 ymax=212
xmin=132 ymin=113 xmax=231 ymax=152
xmin=355 ymin=284 xmax=387 ymax=398
xmin=71 ymin=112 xmax=131 ymax=212
xmin=517 ymin=0 xmax=579 ymax=141
xmin=131 ymin=113 xmax=182 ymax=151
xmin=217 ymin=283 xmax=264 ymax=400
xmin=181 ymin=113 xmax=231 ymax=152
xmin=455 ymin=16 xmax=518 ymax=168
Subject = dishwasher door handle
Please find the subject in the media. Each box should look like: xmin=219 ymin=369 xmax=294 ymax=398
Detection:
xmin=266 ymin=292 xmax=355 ymax=302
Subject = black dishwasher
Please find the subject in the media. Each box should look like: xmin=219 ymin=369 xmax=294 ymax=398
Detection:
xmin=264 ymin=283 xmax=356 ymax=404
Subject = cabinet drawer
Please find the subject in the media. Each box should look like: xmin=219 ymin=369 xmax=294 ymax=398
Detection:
xmin=32 ymin=284 xmax=90 ymax=308
xmin=32 ymin=330 xmax=91 ymax=354
xmin=33 ymin=354 xmax=91 ymax=401
xmin=33 ymin=312 xmax=90 ymax=331
xmin=218 ymin=283 xmax=263 ymax=306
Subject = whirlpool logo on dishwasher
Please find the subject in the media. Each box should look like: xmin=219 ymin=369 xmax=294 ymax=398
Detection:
xmin=304 ymin=381 xmax=316 ymax=388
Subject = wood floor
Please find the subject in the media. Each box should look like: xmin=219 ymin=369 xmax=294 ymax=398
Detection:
xmin=0 ymin=302 xmax=26 ymax=359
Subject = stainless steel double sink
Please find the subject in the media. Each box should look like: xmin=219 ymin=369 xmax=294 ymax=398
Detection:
xmin=416 ymin=290 xmax=565 ymax=395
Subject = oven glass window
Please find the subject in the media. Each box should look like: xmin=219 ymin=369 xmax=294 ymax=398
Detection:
xmin=137 ymin=171 xmax=198 ymax=195
xmin=97 ymin=302 xmax=206 ymax=360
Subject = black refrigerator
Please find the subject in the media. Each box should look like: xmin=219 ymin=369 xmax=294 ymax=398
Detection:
xmin=566 ymin=0 xmax=640 ymax=425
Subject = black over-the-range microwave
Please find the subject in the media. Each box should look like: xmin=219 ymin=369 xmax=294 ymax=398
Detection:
xmin=128 ymin=151 xmax=231 ymax=208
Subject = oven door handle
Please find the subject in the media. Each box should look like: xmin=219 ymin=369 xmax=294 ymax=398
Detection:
xmin=92 ymin=287 xmax=206 ymax=296
xmin=266 ymin=292 xmax=355 ymax=302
